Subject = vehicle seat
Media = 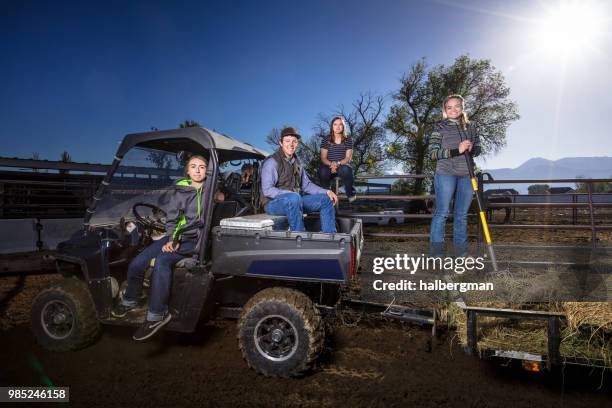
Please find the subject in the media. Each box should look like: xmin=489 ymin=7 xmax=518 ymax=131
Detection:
xmin=220 ymin=171 xmax=242 ymax=193
xmin=211 ymin=201 xmax=239 ymax=227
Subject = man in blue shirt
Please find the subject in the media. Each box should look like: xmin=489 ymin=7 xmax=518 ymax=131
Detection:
xmin=260 ymin=127 xmax=338 ymax=233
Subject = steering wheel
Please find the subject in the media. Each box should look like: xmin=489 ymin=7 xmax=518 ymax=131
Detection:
xmin=132 ymin=203 xmax=167 ymax=232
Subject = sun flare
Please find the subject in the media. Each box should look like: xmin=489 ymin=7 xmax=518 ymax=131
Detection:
xmin=532 ymin=1 xmax=607 ymax=58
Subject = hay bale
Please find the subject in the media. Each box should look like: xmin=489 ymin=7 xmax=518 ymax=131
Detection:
xmin=563 ymin=302 xmax=612 ymax=332
xmin=439 ymin=301 xmax=612 ymax=368
xmin=438 ymin=301 xmax=513 ymax=347
xmin=478 ymin=323 xmax=548 ymax=355
xmin=560 ymin=327 xmax=611 ymax=366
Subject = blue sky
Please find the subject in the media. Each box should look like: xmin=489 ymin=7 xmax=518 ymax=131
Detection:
xmin=1 ymin=0 xmax=610 ymax=170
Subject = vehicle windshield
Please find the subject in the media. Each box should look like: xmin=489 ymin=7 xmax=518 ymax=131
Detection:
xmin=90 ymin=146 xmax=184 ymax=227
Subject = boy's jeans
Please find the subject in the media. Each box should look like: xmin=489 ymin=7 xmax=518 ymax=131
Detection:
xmin=122 ymin=236 xmax=196 ymax=321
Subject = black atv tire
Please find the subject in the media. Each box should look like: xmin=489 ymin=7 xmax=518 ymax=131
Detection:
xmin=31 ymin=278 xmax=101 ymax=352
xmin=238 ymin=287 xmax=324 ymax=378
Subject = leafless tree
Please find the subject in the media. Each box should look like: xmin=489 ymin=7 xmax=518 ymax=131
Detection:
xmin=313 ymin=92 xmax=387 ymax=176
xmin=265 ymin=93 xmax=388 ymax=182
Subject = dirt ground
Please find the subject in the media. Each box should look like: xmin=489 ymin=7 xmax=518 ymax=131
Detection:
xmin=0 ymin=207 xmax=610 ymax=407
xmin=0 ymin=273 xmax=610 ymax=408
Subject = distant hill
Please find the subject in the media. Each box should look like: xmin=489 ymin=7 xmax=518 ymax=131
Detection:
xmin=482 ymin=157 xmax=612 ymax=193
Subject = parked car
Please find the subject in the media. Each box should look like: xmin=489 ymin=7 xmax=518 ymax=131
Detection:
xmin=359 ymin=209 xmax=405 ymax=226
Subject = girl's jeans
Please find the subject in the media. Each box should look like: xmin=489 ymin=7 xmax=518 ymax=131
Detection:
xmin=430 ymin=174 xmax=473 ymax=256
xmin=318 ymin=164 xmax=355 ymax=197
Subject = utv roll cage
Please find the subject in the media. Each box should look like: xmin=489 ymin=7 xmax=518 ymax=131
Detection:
xmin=82 ymin=127 xmax=269 ymax=263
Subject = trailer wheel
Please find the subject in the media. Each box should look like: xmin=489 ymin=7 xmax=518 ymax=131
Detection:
xmin=238 ymin=287 xmax=324 ymax=378
xmin=31 ymin=278 xmax=101 ymax=352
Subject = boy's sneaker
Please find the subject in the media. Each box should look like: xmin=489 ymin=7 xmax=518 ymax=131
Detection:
xmin=132 ymin=313 xmax=173 ymax=341
xmin=348 ymin=195 xmax=357 ymax=203
xmin=111 ymin=302 xmax=137 ymax=318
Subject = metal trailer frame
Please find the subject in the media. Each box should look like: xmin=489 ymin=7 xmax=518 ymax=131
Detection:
xmin=463 ymin=306 xmax=609 ymax=369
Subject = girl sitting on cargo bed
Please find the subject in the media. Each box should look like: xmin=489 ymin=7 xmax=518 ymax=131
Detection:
xmin=112 ymin=154 xmax=221 ymax=341
xmin=429 ymin=95 xmax=481 ymax=257
xmin=318 ymin=116 xmax=356 ymax=202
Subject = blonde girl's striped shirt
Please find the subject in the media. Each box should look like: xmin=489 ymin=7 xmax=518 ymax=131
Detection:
xmin=427 ymin=119 xmax=481 ymax=176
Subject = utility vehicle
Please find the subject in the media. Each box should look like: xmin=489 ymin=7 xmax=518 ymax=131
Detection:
xmin=31 ymin=127 xmax=363 ymax=377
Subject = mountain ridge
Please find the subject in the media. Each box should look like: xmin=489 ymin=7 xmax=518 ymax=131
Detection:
xmin=482 ymin=156 xmax=612 ymax=193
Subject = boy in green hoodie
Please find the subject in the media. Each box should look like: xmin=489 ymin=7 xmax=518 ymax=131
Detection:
xmin=113 ymin=154 xmax=212 ymax=340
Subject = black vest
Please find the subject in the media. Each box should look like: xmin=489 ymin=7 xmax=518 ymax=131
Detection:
xmin=260 ymin=149 xmax=302 ymax=206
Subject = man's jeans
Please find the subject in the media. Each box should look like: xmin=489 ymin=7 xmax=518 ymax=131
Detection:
xmin=318 ymin=164 xmax=355 ymax=197
xmin=122 ymin=236 xmax=196 ymax=321
xmin=430 ymin=174 xmax=473 ymax=256
xmin=264 ymin=192 xmax=337 ymax=233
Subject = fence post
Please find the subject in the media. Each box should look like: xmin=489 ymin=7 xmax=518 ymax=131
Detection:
xmin=572 ymin=193 xmax=577 ymax=225
xmin=586 ymin=182 xmax=597 ymax=249
xmin=466 ymin=310 xmax=478 ymax=356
